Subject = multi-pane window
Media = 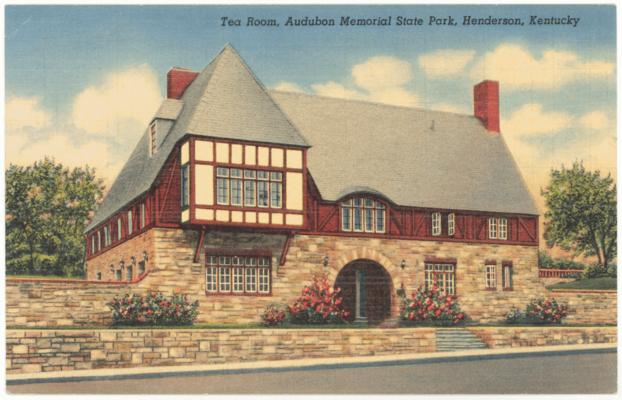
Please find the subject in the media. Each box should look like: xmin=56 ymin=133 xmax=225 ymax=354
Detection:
xmin=206 ymin=255 xmax=271 ymax=295
xmin=485 ymin=264 xmax=497 ymax=289
xmin=341 ymin=197 xmax=386 ymax=233
xmin=126 ymin=265 xmax=133 ymax=281
xmin=115 ymin=269 xmax=122 ymax=281
xmin=488 ymin=217 xmax=508 ymax=240
xmin=181 ymin=164 xmax=190 ymax=208
xmin=488 ymin=218 xmax=497 ymax=239
xmin=104 ymin=226 xmax=111 ymax=247
xmin=127 ymin=210 xmax=133 ymax=235
xmin=431 ymin=212 xmax=442 ymax=236
xmin=149 ymin=122 xmax=157 ymax=156
xmin=140 ymin=203 xmax=146 ymax=229
xmin=425 ymin=263 xmax=455 ymax=294
xmin=448 ymin=213 xmax=455 ymax=236
xmin=502 ymin=263 xmax=513 ymax=289
xmin=216 ymin=167 xmax=281 ymax=208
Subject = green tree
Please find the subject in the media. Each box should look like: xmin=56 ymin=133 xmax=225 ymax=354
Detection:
xmin=541 ymin=162 xmax=616 ymax=272
xmin=6 ymin=158 xmax=104 ymax=277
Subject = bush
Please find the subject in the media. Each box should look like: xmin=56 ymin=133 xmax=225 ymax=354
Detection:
xmin=505 ymin=307 xmax=524 ymax=324
xmin=525 ymin=298 xmax=568 ymax=324
xmin=288 ymin=274 xmax=349 ymax=324
xmin=399 ymin=285 xmax=466 ymax=326
xmin=538 ymin=250 xmax=588 ymax=270
xmin=108 ymin=292 xmax=199 ymax=326
xmin=261 ymin=304 xmax=286 ymax=326
xmin=582 ymin=263 xmax=609 ymax=279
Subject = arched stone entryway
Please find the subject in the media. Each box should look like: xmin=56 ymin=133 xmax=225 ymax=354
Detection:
xmin=334 ymin=260 xmax=393 ymax=325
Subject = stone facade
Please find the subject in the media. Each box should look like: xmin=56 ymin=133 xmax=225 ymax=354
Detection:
xmin=8 ymin=227 xmax=616 ymax=327
xmin=6 ymin=328 xmax=435 ymax=375
xmin=468 ymin=326 xmax=617 ymax=348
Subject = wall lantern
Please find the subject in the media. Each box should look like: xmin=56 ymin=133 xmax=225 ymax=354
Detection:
xmin=400 ymin=259 xmax=407 ymax=270
xmin=322 ymin=256 xmax=329 ymax=268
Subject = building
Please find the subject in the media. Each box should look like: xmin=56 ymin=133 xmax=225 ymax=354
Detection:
xmin=84 ymin=44 xmax=543 ymax=324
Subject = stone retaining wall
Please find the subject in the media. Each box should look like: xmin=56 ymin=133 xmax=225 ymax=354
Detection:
xmin=549 ymin=290 xmax=617 ymax=325
xmin=5 ymin=328 xmax=435 ymax=375
xmin=468 ymin=326 xmax=617 ymax=348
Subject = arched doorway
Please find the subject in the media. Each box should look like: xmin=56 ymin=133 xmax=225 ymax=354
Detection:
xmin=334 ymin=260 xmax=393 ymax=325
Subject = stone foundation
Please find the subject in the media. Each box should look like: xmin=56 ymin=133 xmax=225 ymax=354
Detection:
xmin=5 ymin=328 xmax=435 ymax=375
xmin=469 ymin=326 xmax=617 ymax=348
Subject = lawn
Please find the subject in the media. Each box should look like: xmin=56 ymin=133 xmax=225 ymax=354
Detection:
xmin=546 ymin=277 xmax=617 ymax=291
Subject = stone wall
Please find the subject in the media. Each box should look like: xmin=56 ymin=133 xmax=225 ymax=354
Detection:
xmin=6 ymin=328 xmax=435 ymax=375
xmin=468 ymin=326 xmax=617 ymax=348
xmin=7 ymin=227 xmax=616 ymax=327
xmin=548 ymin=290 xmax=617 ymax=325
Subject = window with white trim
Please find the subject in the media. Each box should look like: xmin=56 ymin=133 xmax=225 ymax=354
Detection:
xmin=502 ymin=263 xmax=513 ymax=289
xmin=425 ymin=263 xmax=455 ymax=294
xmin=117 ymin=218 xmax=122 ymax=241
xmin=216 ymin=167 xmax=281 ymax=208
xmin=488 ymin=217 xmax=507 ymax=240
xmin=181 ymin=164 xmax=190 ymax=209
xmin=91 ymin=236 xmax=96 ymax=255
xmin=104 ymin=226 xmax=111 ymax=247
xmin=127 ymin=210 xmax=133 ymax=235
xmin=206 ymin=255 xmax=271 ymax=295
xmin=431 ymin=212 xmax=442 ymax=236
xmin=488 ymin=217 xmax=497 ymax=239
xmin=140 ymin=203 xmax=146 ymax=229
xmin=341 ymin=197 xmax=386 ymax=233
xmin=485 ymin=264 xmax=497 ymax=289
xmin=448 ymin=213 xmax=455 ymax=236
xmin=126 ymin=265 xmax=133 ymax=281
xmin=97 ymin=231 xmax=101 ymax=251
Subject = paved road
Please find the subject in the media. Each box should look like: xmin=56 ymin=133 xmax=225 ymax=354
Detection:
xmin=8 ymin=350 xmax=616 ymax=394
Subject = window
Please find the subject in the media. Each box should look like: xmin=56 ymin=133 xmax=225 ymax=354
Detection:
xmin=488 ymin=217 xmax=508 ymax=240
xmin=181 ymin=164 xmax=190 ymax=208
xmin=126 ymin=265 xmax=133 ymax=281
xmin=206 ymin=255 xmax=271 ymax=295
xmin=117 ymin=218 xmax=122 ymax=241
xmin=431 ymin=212 xmax=442 ymax=236
xmin=138 ymin=260 xmax=146 ymax=275
xmin=140 ymin=203 xmax=146 ymax=229
xmin=96 ymin=272 xmax=102 ymax=281
xmin=216 ymin=167 xmax=283 ymax=208
xmin=488 ymin=217 xmax=497 ymax=239
xmin=425 ymin=263 xmax=455 ymax=295
xmin=485 ymin=264 xmax=497 ymax=289
xmin=499 ymin=218 xmax=508 ymax=240
xmin=97 ymin=231 xmax=101 ymax=251
xmin=341 ymin=197 xmax=385 ymax=233
xmin=115 ymin=269 xmax=122 ymax=281
xmin=103 ymin=226 xmax=111 ymax=247
xmin=448 ymin=213 xmax=455 ymax=236
xmin=91 ymin=236 xmax=96 ymax=255
xmin=149 ymin=121 xmax=157 ymax=156
xmin=127 ymin=210 xmax=133 ymax=235
xmin=502 ymin=263 xmax=513 ymax=289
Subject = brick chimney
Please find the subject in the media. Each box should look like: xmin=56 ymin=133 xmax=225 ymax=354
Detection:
xmin=167 ymin=67 xmax=199 ymax=99
xmin=473 ymin=80 xmax=500 ymax=133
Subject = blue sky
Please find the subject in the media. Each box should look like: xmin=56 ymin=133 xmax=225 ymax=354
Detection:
xmin=5 ymin=4 xmax=617 ymax=212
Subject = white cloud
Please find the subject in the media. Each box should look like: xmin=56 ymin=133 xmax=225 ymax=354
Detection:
xmin=503 ymin=103 xmax=572 ymax=137
xmin=72 ymin=64 xmax=162 ymax=139
xmin=6 ymin=132 xmax=122 ymax=186
xmin=273 ymin=81 xmax=305 ymax=93
xmin=418 ymin=49 xmax=475 ymax=77
xmin=352 ymin=56 xmax=413 ymax=92
xmin=471 ymin=44 xmax=614 ymax=90
xmin=311 ymin=81 xmax=364 ymax=100
xmin=579 ymin=111 xmax=610 ymax=130
xmin=6 ymin=96 xmax=52 ymax=130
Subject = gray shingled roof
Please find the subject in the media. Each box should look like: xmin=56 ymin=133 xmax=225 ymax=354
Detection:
xmin=87 ymin=45 xmax=537 ymax=232
xmin=270 ymin=91 xmax=538 ymax=215
xmin=87 ymin=45 xmax=308 ymax=231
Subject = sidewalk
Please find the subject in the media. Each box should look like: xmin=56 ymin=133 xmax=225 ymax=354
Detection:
xmin=7 ymin=343 xmax=617 ymax=385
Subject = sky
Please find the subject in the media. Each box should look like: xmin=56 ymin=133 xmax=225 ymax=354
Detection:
xmin=5 ymin=5 xmax=617 ymax=220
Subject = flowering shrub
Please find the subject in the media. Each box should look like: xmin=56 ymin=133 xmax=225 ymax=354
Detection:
xmin=288 ymin=274 xmax=349 ymax=324
xmin=525 ymin=298 xmax=568 ymax=324
xmin=107 ymin=292 xmax=199 ymax=326
xmin=261 ymin=304 xmax=286 ymax=326
xmin=400 ymin=285 xmax=466 ymax=326
xmin=505 ymin=307 xmax=524 ymax=324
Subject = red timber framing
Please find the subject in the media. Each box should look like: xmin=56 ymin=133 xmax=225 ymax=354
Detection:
xmin=279 ymin=231 xmax=295 ymax=266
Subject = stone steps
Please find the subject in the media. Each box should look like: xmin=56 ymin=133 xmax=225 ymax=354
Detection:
xmin=435 ymin=328 xmax=488 ymax=352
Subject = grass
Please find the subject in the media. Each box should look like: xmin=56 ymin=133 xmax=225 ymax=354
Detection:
xmin=546 ymin=276 xmax=617 ymax=291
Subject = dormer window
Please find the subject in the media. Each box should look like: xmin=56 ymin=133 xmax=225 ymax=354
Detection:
xmin=341 ymin=197 xmax=386 ymax=233
xmin=149 ymin=121 xmax=157 ymax=156
xmin=447 ymin=213 xmax=455 ymax=236
xmin=488 ymin=217 xmax=508 ymax=240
